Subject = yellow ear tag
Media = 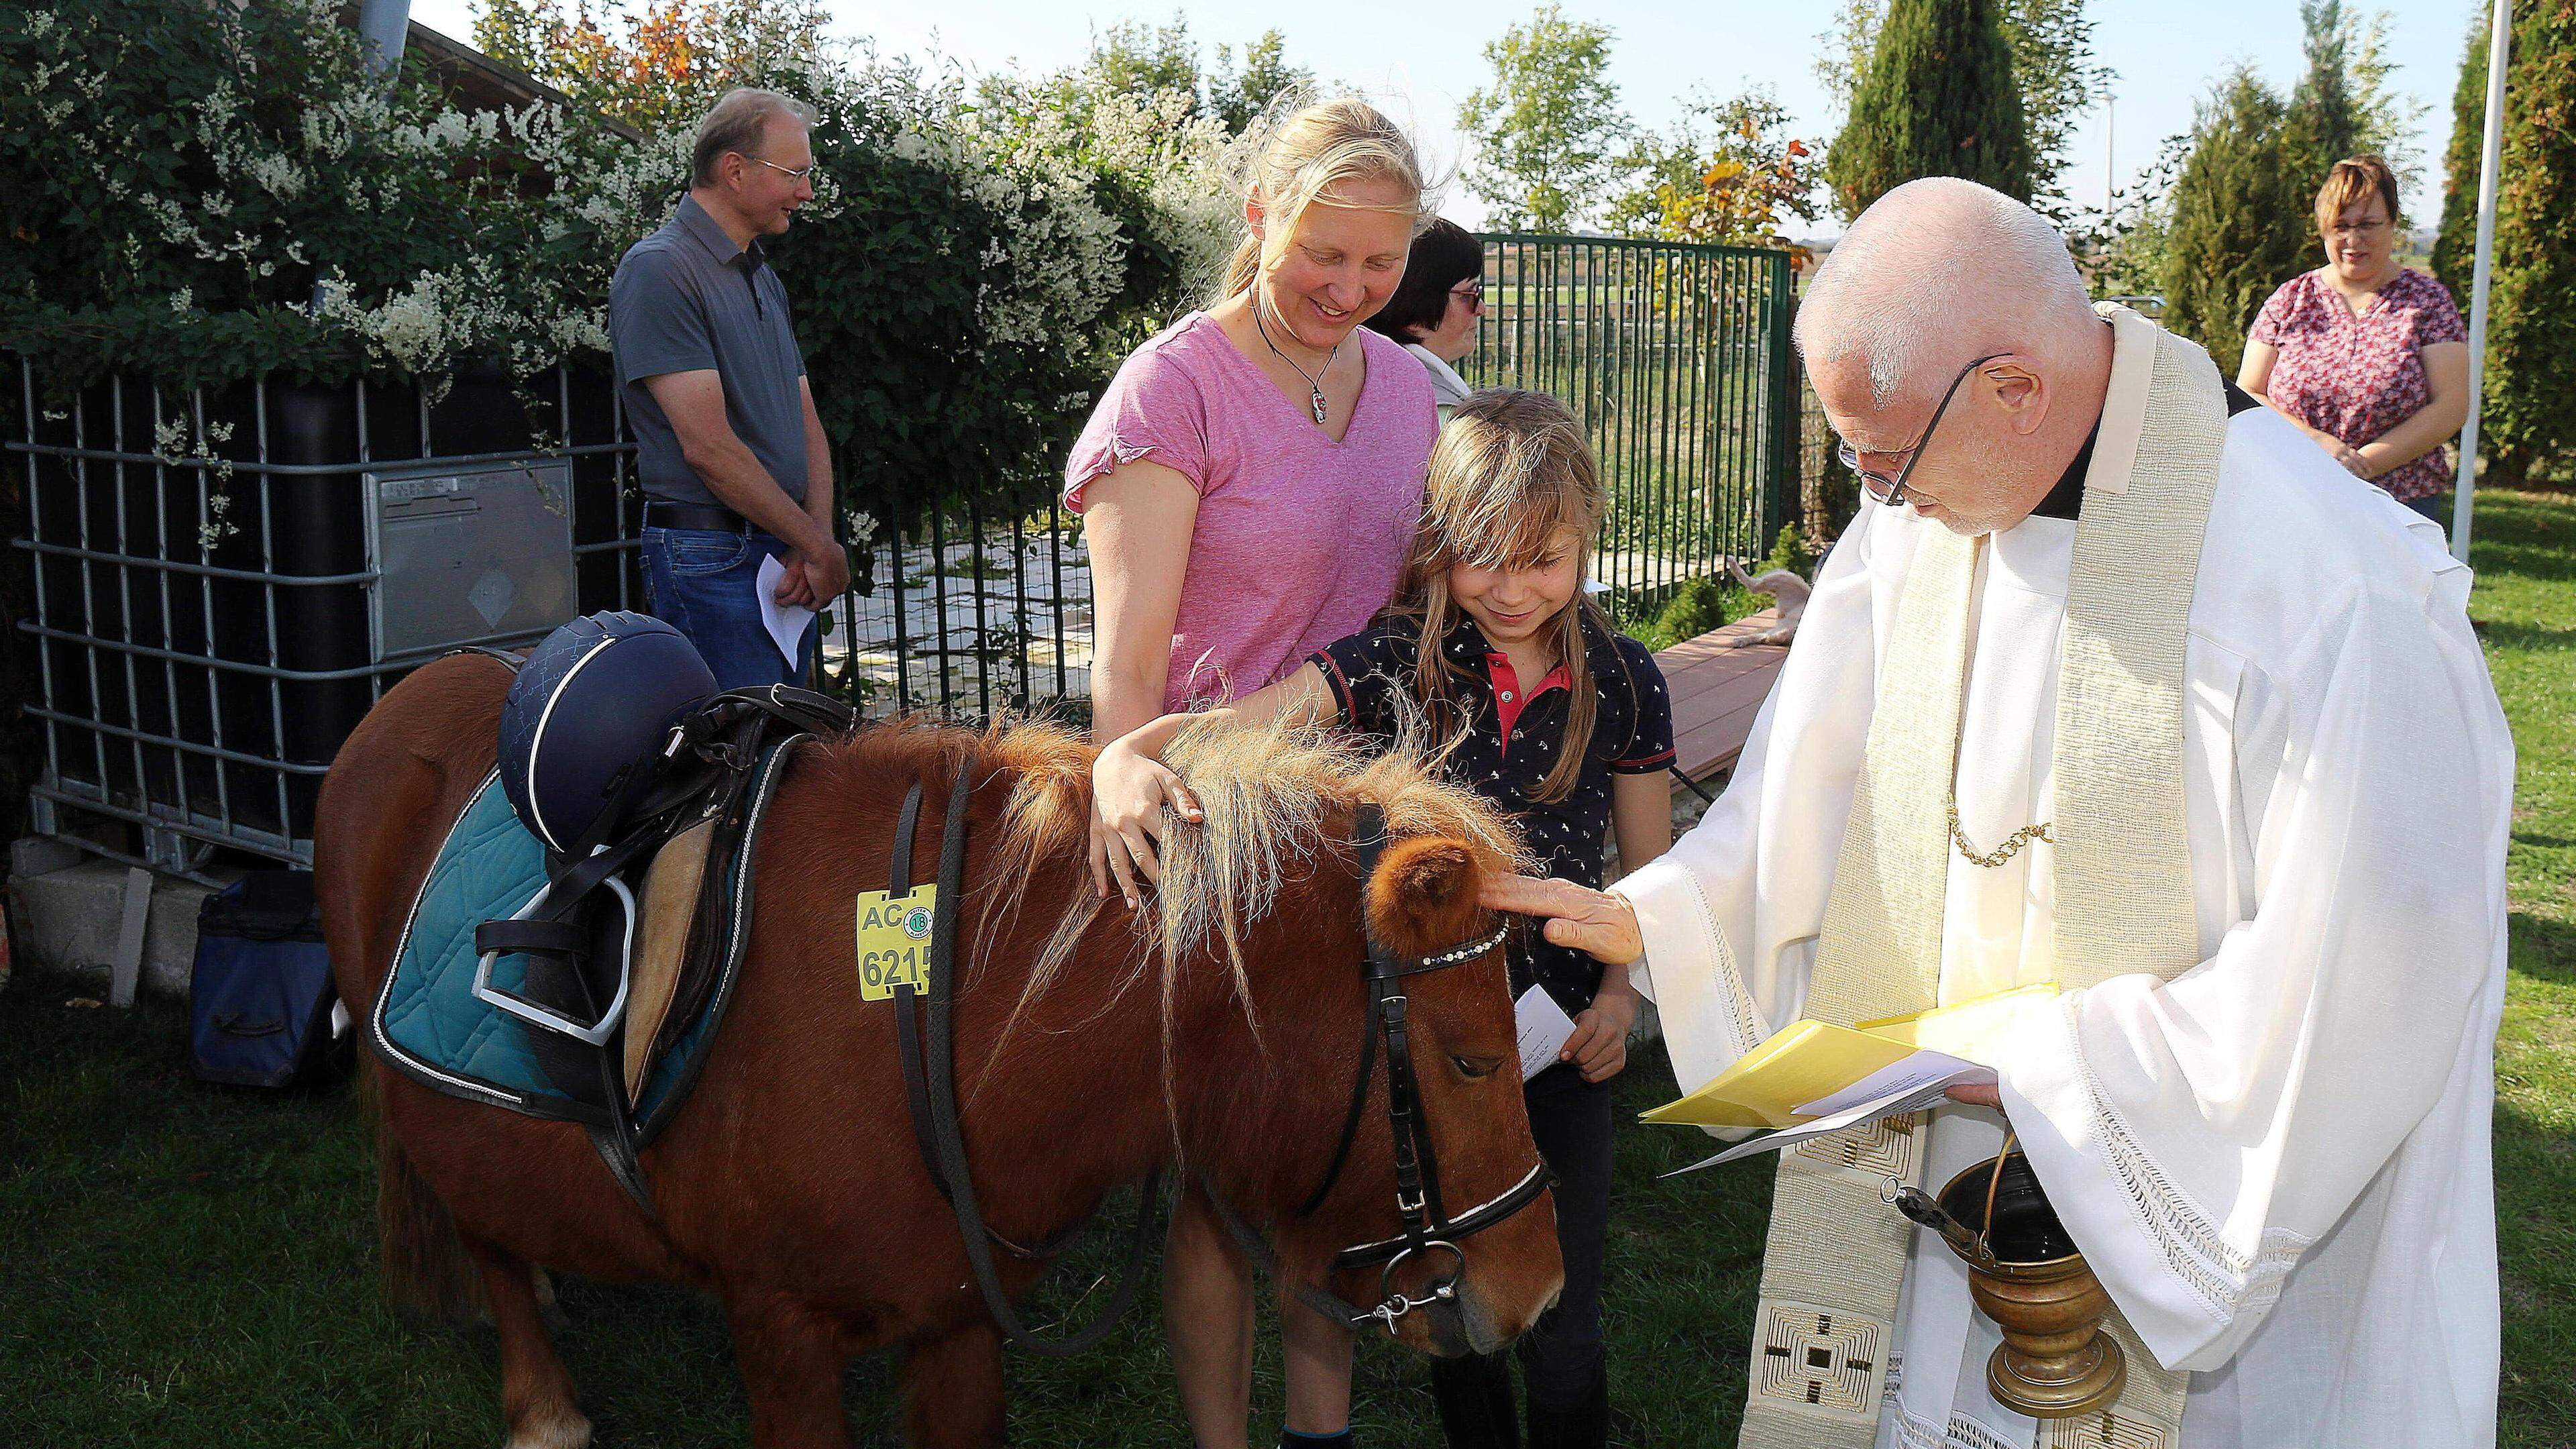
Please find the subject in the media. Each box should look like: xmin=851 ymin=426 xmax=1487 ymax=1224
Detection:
xmin=853 ymin=885 xmax=938 ymax=1001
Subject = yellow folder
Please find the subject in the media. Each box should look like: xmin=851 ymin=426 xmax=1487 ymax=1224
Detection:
xmin=1638 ymin=983 xmax=2059 ymax=1131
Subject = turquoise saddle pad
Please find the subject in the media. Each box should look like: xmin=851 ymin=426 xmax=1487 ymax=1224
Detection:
xmin=368 ymin=772 xmax=725 ymax=1131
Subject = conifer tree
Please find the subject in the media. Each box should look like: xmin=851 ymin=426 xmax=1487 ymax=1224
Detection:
xmin=1823 ymin=0 xmax=2032 ymax=217
xmin=2430 ymin=12 xmax=2489 ymax=292
xmin=2160 ymin=68 xmax=2306 ymax=377
xmin=2433 ymin=1 xmax=2576 ymax=484
xmin=2282 ymin=0 xmax=2363 ymax=189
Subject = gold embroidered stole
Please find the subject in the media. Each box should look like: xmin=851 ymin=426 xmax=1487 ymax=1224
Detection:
xmin=1738 ymin=307 xmax=2226 ymax=1449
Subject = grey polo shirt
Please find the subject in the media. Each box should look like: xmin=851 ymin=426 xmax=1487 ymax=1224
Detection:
xmin=609 ymin=194 xmax=809 ymax=508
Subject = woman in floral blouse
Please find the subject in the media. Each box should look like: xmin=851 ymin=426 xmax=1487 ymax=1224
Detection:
xmin=2240 ymin=155 xmax=2470 ymax=522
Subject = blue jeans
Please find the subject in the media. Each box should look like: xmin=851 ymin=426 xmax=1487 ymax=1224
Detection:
xmin=2403 ymin=490 xmax=2452 ymax=524
xmin=640 ymin=525 xmax=816 ymax=690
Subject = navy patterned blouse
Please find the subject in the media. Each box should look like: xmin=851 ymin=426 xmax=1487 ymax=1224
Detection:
xmin=1313 ymin=612 xmax=1675 ymax=1012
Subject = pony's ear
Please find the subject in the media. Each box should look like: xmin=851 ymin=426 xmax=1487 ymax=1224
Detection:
xmin=1364 ymin=836 xmax=1487 ymax=961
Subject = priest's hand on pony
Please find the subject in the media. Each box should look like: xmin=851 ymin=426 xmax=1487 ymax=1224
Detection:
xmin=1479 ymin=873 xmax=1644 ymax=967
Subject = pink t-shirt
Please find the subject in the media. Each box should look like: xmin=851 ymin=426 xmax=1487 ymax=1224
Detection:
xmin=1065 ymin=312 xmax=1438 ymax=710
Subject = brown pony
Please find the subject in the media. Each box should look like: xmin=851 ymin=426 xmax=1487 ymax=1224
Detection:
xmin=315 ymin=652 xmax=1564 ymax=1448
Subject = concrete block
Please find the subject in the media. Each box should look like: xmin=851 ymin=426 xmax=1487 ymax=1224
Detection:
xmin=7 ymin=859 xmax=235 ymax=1000
xmin=9 ymin=835 xmax=80 ymax=878
xmin=11 ymin=830 xmax=83 ymax=876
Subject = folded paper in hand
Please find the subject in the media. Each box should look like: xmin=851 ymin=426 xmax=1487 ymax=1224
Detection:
xmin=1515 ymin=984 xmax=1577 ymax=1081
xmin=755 ymin=554 xmax=817 ymax=671
xmin=1640 ymin=983 xmax=2057 ymax=1176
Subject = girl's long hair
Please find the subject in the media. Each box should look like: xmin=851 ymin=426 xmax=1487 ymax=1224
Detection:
xmin=1387 ymin=388 xmax=1621 ymax=805
xmin=1208 ymin=95 xmax=1433 ymax=307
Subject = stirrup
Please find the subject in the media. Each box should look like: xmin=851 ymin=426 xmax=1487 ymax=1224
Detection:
xmin=472 ymin=876 xmax=637 ymax=1046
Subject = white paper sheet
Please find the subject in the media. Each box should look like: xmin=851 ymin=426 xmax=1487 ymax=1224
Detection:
xmin=755 ymin=553 xmax=817 ymax=671
xmin=1661 ymin=1062 xmax=1998 ymax=1177
xmin=1515 ymin=984 xmax=1578 ymax=1081
xmin=1793 ymin=1048 xmax=1990 ymax=1118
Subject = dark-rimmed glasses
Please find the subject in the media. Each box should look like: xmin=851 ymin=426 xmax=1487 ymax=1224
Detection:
xmin=1451 ymin=279 xmax=1486 ymax=315
xmin=1836 ymin=352 xmax=2008 ymax=507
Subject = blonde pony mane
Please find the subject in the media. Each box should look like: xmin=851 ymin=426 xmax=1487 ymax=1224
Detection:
xmin=976 ymin=713 xmax=1521 ymax=1120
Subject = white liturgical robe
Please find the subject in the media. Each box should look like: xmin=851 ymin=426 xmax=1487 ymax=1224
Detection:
xmin=1618 ymin=407 xmax=2511 ymax=1449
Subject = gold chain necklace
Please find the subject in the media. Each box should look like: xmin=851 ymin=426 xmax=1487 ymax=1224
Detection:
xmin=1943 ymin=535 xmax=2051 ymax=869
xmin=1947 ymin=798 xmax=2051 ymax=868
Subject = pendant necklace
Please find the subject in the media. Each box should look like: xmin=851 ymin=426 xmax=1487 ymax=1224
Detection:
xmin=1253 ymin=294 xmax=1340 ymax=426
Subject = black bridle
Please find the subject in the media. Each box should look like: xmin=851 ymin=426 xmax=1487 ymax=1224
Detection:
xmin=1256 ymin=802 xmax=1556 ymax=1332
xmin=891 ymin=771 xmax=1550 ymax=1352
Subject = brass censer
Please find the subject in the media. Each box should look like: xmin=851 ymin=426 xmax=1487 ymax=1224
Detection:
xmin=1886 ymin=1136 xmax=2127 ymax=1419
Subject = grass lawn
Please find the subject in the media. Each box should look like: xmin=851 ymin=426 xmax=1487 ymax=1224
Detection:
xmin=3 ymin=488 xmax=2570 ymax=1447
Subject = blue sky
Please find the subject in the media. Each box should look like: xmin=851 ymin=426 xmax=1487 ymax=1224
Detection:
xmin=406 ymin=0 xmax=2489 ymax=235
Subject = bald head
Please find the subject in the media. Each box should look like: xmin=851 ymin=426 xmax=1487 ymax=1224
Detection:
xmin=1800 ymin=178 xmax=2114 ymax=537
xmin=1796 ymin=178 xmax=2096 ymax=409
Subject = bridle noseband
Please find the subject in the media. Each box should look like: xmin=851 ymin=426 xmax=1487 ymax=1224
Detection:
xmin=1271 ymin=802 xmax=1555 ymax=1332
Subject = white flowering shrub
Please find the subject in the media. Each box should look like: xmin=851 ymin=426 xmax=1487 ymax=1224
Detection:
xmin=0 ymin=0 xmax=1230 ymax=523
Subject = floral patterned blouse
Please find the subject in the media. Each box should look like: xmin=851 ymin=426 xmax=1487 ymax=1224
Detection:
xmin=2249 ymin=268 xmax=2468 ymax=502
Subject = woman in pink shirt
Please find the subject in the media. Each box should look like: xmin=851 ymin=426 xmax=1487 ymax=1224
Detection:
xmin=1063 ymin=97 xmax=1439 ymax=1449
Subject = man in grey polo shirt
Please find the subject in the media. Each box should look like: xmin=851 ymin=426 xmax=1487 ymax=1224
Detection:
xmin=610 ymin=87 xmax=849 ymax=688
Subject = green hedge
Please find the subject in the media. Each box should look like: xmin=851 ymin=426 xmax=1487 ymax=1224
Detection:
xmin=0 ymin=0 xmax=1231 ymax=525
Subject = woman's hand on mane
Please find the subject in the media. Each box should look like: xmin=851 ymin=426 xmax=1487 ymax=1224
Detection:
xmin=1089 ymin=727 xmax=1205 ymax=907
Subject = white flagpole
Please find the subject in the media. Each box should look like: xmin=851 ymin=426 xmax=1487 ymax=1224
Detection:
xmin=2453 ymin=0 xmax=2512 ymax=564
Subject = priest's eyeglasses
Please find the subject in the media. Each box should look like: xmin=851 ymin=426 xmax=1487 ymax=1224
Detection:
xmin=1837 ymin=352 xmax=2009 ymax=507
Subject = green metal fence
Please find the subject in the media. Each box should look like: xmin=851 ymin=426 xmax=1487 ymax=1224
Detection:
xmin=1466 ymin=234 xmax=1799 ymax=625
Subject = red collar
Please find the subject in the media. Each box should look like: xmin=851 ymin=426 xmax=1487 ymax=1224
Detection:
xmin=1485 ymin=651 xmax=1570 ymax=741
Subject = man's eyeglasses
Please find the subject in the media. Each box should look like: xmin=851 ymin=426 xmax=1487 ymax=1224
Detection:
xmin=1835 ymin=352 xmax=2008 ymax=507
xmin=1451 ymin=280 xmax=1486 ymax=315
xmin=737 ymin=154 xmax=821 ymax=184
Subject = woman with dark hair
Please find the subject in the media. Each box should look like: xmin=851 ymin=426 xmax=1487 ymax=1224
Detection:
xmin=1365 ymin=217 xmax=1486 ymax=420
xmin=2241 ymin=155 xmax=2470 ymax=523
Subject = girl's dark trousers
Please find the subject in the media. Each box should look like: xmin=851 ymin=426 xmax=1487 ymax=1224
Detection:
xmin=1429 ymin=1060 xmax=1614 ymax=1448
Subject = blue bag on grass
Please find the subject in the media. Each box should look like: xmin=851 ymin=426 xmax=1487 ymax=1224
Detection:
xmin=189 ymin=869 xmax=342 ymax=1089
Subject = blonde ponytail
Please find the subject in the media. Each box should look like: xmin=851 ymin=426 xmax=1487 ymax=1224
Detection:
xmin=1210 ymin=95 xmax=1434 ymax=306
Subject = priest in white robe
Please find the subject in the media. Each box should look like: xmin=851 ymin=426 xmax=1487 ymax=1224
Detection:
xmin=1488 ymin=178 xmax=2510 ymax=1449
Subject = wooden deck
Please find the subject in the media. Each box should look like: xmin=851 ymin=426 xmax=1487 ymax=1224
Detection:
xmin=1652 ymin=608 xmax=1790 ymax=787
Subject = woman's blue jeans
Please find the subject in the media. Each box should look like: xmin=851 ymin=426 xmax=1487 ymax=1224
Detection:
xmin=640 ymin=525 xmax=817 ymax=690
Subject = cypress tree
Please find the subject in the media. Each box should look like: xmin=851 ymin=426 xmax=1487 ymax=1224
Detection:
xmin=2429 ymin=11 xmax=2488 ymax=292
xmin=2282 ymin=0 xmax=2364 ymax=189
xmin=1825 ymin=0 xmax=2033 ymax=217
xmin=2432 ymin=0 xmax=2576 ymax=484
xmin=2160 ymin=68 xmax=2308 ymax=378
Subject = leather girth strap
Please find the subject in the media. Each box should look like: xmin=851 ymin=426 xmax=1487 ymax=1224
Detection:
xmin=888 ymin=755 xmax=1165 ymax=1358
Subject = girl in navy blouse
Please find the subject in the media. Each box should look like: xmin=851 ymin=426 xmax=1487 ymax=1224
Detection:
xmin=1095 ymin=388 xmax=1674 ymax=1449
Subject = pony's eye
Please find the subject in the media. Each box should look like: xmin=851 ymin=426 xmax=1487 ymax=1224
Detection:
xmin=1450 ymin=1054 xmax=1502 ymax=1081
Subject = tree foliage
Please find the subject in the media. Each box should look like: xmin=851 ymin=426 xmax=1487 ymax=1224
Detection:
xmin=2433 ymin=0 xmax=2576 ymax=482
xmin=1457 ymin=5 xmax=1631 ymax=231
xmin=2282 ymin=0 xmax=2363 ymax=187
xmin=475 ymin=0 xmax=831 ymax=133
xmin=1608 ymin=89 xmax=1823 ymax=248
xmin=1818 ymin=0 xmax=2100 ymax=218
xmin=2089 ymin=2 xmax=2413 ymax=321
xmin=2159 ymin=68 xmax=2308 ymax=377
xmin=1026 ymin=17 xmax=1310 ymax=138
xmin=2430 ymin=7 xmax=2491 ymax=294
xmin=1823 ymin=0 xmax=2033 ymax=217
xmin=2278 ymin=1 xmax=2425 ymax=199
xmin=0 ymin=0 xmax=1234 ymax=527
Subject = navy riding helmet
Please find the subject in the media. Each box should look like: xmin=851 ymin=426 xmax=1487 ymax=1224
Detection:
xmin=497 ymin=612 xmax=718 ymax=853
